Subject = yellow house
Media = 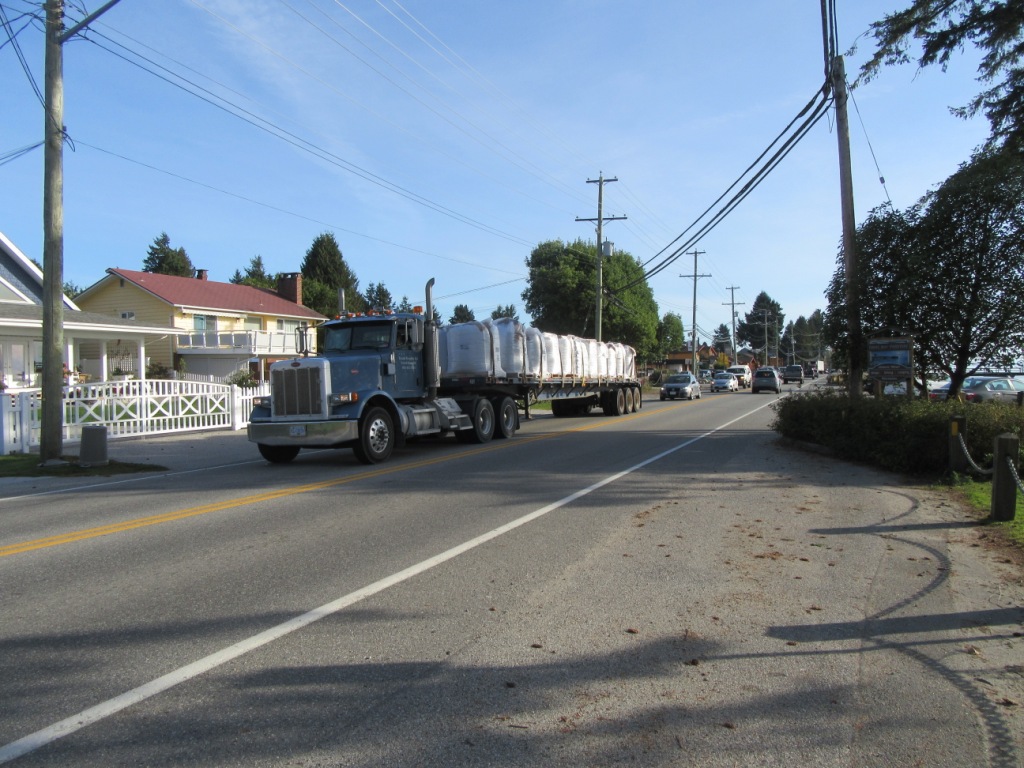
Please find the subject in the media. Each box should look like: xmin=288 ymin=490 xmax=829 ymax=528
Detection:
xmin=75 ymin=269 xmax=326 ymax=380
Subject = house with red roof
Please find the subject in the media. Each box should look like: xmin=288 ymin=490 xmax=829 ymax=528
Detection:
xmin=0 ymin=232 xmax=173 ymax=389
xmin=75 ymin=268 xmax=326 ymax=381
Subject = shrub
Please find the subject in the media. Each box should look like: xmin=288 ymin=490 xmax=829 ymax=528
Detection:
xmin=225 ymin=368 xmax=259 ymax=389
xmin=771 ymin=390 xmax=1024 ymax=476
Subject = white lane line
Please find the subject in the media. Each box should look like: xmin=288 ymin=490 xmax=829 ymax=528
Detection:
xmin=0 ymin=403 xmax=772 ymax=764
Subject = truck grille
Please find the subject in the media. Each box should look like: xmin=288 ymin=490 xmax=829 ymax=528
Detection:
xmin=271 ymin=365 xmax=324 ymax=417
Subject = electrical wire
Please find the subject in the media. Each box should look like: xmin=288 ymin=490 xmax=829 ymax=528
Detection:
xmin=0 ymin=3 xmax=44 ymax=106
xmin=77 ymin=29 xmax=536 ymax=247
xmin=74 ymin=139 xmax=526 ymax=278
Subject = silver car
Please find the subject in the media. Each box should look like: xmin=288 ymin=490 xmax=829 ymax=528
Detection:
xmin=660 ymin=373 xmax=701 ymax=400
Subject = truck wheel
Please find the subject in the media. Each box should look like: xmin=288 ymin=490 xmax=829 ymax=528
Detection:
xmin=550 ymin=400 xmax=569 ymax=418
xmin=624 ymin=387 xmax=636 ymax=412
xmin=634 ymin=386 xmax=643 ymax=409
xmin=468 ymin=397 xmax=495 ymax=443
xmin=493 ymin=396 xmax=517 ymax=439
xmin=258 ymin=444 xmax=300 ymax=464
xmin=604 ymin=388 xmax=625 ymax=416
xmin=353 ymin=406 xmax=395 ymax=464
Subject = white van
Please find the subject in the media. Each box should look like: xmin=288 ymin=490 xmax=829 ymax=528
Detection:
xmin=726 ymin=365 xmax=751 ymax=388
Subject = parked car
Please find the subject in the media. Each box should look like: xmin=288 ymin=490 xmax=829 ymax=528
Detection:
xmin=751 ymin=368 xmax=782 ymax=394
xmin=712 ymin=372 xmax=739 ymax=392
xmin=660 ymin=373 xmax=701 ymax=401
xmin=782 ymin=364 xmax=804 ymax=384
xmin=961 ymin=376 xmax=1024 ymax=404
xmin=726 ymin=366 xmax=751 ymax=388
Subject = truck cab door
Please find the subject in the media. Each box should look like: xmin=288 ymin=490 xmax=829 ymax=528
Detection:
xmin=392 ymin=319 xmax=424 ymax=398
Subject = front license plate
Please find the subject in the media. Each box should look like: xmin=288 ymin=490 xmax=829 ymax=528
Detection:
xmin=289 ymin=425 xmax=306 ymax=437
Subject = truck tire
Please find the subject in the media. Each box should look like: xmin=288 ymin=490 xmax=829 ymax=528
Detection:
xmin=353 ymin=406 xmax=395 ymax=464
xmin=457 ymin=397 xmax=495 ymax=443
xmin=550 ymin=400 xmax=569 ymax=418
xmin=493 ymin=396 xmax=517 ymax=439
xmin=624 ymin=387 xmax=635 ymax=412
xmin=633 ymin=386 xmax=643 ymax=410
xmin=603 ymin=388 xmax=625 ymax=416
xmin=258 ymin=444 xmax=300 ymax=464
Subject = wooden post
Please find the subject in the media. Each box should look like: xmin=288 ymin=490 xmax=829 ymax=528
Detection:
xmin=991 ymin=432 xmax=1020 ymax=522
xmin=948 ymin=415 xmax=968 ymax=474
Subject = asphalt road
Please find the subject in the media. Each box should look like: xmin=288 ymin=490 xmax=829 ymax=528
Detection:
xmin=0 ymin=384 xmax=1021 ymax=766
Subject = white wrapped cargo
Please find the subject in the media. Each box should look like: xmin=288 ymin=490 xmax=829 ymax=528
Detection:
xmin=440 ymin=321 xmax=503 ymax=378
xmin=481 ymin=319 xmax=506 ymax=379
xmin=524 ymin=327 xmax=543 ymax=378
xmin=558 ymin=335 xmax=575 ymax=377
xmin=622 ymin=345 xmax=636 ymax=379
xmin=571 ymin=337 xmax=589 ymax=378
xmin=491 ymin=317 xmax=525 ymax=378
xmin=605 ymin=342 xmax=621 ymax=380
xmin=542 ymin=332 xmax=561 ymax=378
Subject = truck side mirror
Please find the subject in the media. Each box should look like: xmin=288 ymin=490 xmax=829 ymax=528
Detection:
xmin=295 ymin=326 xmax=310 ymax=356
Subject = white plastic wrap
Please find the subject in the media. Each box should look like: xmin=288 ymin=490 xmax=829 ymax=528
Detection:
xmin=542 ymin=332 xmax=561 ymax=378
xmin=558 ymin=336 xmax=574 ymax=376
xmin=491 ymin=317 xmax=525 ymax=378
xmin=524 ymin=327 xmax=543 ymax=378
xmin=440 ymin=322 xmax=498 ymax=377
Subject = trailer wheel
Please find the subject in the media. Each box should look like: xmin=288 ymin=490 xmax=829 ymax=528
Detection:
xmin=493 ymin=396 xmax=517 ymax=439
xmin=633 ymin=386 xmax=643 ymax=410
xmin=258 ymin=444 xmax=300 ymax=464
xmin=353 ymin=406 xmax=395 ymax=464
xmin=550 ymin=400 xmax=569 ymax=418
xmin=624 ymin=387 xmax=635 ymax=412
xmin=457 ymin=397 xmax=496 ymax=443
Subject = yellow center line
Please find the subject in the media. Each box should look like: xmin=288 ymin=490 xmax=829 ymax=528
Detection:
xmin=1 ymin=401 xmax=676 ymax=557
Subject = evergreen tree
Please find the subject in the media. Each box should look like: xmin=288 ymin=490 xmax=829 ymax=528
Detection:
xmin=300 ymin=232 xmax=362 ymax=316
xmin=449 ymin=304 xmax=475 ymax=323
xmin=143 ymin=233 xmax=194 ymax=277
xmin=364 ymin=282 xmax=394 ymax=310
xmin=491 ymin=304 xmax=518 ymax=321
xmin=230 ymin=255 xmax=276 ymax=289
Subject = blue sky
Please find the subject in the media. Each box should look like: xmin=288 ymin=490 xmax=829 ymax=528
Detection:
xmin=1 ymin=0 xmax=990 ymax=340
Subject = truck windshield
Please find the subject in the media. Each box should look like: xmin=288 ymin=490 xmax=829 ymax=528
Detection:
xmin=321 ymin=323 xmax=393 ymax=353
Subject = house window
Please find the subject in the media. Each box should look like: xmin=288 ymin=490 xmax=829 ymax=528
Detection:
xmin=194 ymin=315 xmax=217 ymax=332
xmin=120 ymin=310 xmax=136 ymax=320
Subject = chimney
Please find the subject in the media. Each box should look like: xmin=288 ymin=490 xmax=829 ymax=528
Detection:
xmin=196 ymin=269 xmax=208 ymax=281
xmin=277 ymin=273 xmax=302 ymax=305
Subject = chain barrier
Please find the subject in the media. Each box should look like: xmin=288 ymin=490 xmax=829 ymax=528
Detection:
xmin=1008 ymin=455 xmax=1024 ymax=496
xmin=957 ymin=433 xmax=994 ymax=476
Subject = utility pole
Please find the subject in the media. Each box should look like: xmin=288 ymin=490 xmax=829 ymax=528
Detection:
xmin=832 ymin=55 xmax=862 ymax=399
xmin=40 ymin=0 xmax=123 ymax=465
xmin=756 ymin=309 xmax=772 ymax=366
xmin=723 ymin=286 xmax=744 ymax=365
xmin=576 ymin=173 xmax=625 ymax=342
xmin=680 ymin=249 xmax=709 ymax=374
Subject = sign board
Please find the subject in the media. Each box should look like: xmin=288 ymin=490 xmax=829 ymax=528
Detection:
xmin=868 ymin=337 xmax=913 ymax=381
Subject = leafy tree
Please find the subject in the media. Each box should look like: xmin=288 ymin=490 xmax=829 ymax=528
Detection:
xmin=449 ymin=304 xmax=475 ymax=324
xmin=736 ymin=293 xmax=784 ymax=364
xmin=143 ymin=232 xmax=194 ymax=277
xmin=63 ymin=281 xmax=82 ymax=299
xmin=230 ymin=255 xmax=276 ymax=289
xmin=364 ymin=282 xmax=394 ymax=310
xmin=491 ymin=304 xmax=518 ymax=321
xmin=300 ymin=232 xmax=363 ymax=316
xmin=657 ymin=313 xmax=684 ymax=358
xmin=857 ymin=0 xmax=1024 ymax=148
xmin=522 ymin=239 xmax=594 ymax=335
xmin=825 ymin=149 xmax=1024 ymax=396
xmin=522 ymin=238 xmax=658 ymax=357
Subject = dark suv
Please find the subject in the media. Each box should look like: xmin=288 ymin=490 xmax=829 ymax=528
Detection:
xmin=782 ymin=364 xmax=804 ymax=384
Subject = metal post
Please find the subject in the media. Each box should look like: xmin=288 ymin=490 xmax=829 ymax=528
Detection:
xmin=991 ymin=433 xmax=1019 ymax=522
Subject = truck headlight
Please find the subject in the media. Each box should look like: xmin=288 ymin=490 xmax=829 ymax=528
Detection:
xmin=253 ymin=396 xmax=271 ymax=409
xmin=329 ymin=392 xmax=359 ymax=406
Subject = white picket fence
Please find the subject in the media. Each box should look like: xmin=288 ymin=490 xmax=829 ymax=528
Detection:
xmin=0 ymin=379 xmax=270 ymax=455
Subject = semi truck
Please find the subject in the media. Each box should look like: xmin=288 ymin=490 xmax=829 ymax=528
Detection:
xmin=247 ymin=279 xmax=642 ymax=465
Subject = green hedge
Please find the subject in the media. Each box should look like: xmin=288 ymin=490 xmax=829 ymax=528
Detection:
xmin=771 ymin=390 xmax=1024 ymax=475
